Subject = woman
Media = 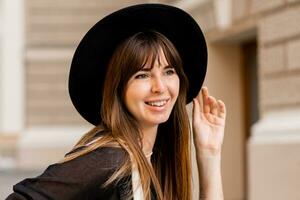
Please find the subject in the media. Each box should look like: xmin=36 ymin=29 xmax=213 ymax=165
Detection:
xmin=7 ymin=4 xmax=225 ymax=200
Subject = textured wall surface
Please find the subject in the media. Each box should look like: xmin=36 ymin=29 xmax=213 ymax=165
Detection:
xmin=25 ymin=0 xmax=148 ymax=126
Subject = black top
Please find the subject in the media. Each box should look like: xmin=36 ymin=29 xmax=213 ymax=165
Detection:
xmin=6 ymin=147 xmax=135 ymax=200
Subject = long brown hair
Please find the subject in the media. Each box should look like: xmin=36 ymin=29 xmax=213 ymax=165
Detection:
xmin=62 ymin=31 xmax=191 ymax=200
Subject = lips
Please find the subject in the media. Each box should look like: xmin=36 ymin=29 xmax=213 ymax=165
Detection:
xmin=145 ymin=99 xmax=169 ymax=107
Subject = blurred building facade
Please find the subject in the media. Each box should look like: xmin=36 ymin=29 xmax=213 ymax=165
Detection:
xmin=1 ymin=0 xmax=300 ymax=199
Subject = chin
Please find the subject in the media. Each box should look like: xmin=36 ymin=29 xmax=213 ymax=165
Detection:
xmin=148 ymin=115 xmax=171 ymax=125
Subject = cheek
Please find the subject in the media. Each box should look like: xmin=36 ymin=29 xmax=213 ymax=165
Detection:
xmin=126 ymin=83 xmax=147 ymax=101
xmin=170 ymin=76 xmax=180 ymax=98
xmin=124 ymin=86 xmax=136 ymax=109
xmin=124 ymin=82 xmax=149 ymax=111
xmin=124 ymin=89 xmax=136 ymax=118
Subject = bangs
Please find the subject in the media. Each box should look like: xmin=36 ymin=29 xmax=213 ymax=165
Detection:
xmin=129 ymin=31 xmax=182 ymax=73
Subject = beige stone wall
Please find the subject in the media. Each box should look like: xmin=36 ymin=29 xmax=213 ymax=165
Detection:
xmin=252 ymin=2 xmax=300 ymax=200
xmin=192 ymin=0 xmax=300 ymax=199
xmin=230 ymin=0 xmax=300 ymax=116
xmin=258 ymin=3 xmax=300 ymax=114
xmin=189 ymin=1 xmax=216 ymax=32
xmin=25 ymin=0 xmax=149 ymax=126
xmin=232 ymin=0 xmax=250 ymax=21
xmin=230 ymin=1 xmax=300 ymax=200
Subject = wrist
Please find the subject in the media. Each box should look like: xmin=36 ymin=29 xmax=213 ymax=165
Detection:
xmin=196 ymin=152 xmax=221 ymax=171
xmin=196 ymin=149 xmax=222 ymax=180
xmin=195 ymin=146 xmax=222 ymax=158
xmin=197 ymin=154 xmax=223 ymax=200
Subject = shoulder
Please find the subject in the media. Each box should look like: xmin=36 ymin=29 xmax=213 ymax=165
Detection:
xmin=59 ymin=146 xmax=128 ymax=174
xmin=32 ymin=146 xmax=129 ymax=185
xmin=8 ymin=147 xmax=129 ymax=200
xmin=83 ymin=146 xmax=128 ymax=169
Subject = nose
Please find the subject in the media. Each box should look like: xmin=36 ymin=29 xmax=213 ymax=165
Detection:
xmin=151 ymin=76 xmax=166 ymax=94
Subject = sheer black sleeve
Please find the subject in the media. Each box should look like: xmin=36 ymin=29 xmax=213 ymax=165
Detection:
xmin=6 ymin=147 xmax=127 ymax=200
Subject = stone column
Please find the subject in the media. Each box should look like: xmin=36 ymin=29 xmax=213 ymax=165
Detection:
xmin=0 ymin=0 xmax=24 ymax=135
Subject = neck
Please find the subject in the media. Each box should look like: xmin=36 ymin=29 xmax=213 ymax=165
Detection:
xmin=140 ymin=125 xmax=158 ymax=157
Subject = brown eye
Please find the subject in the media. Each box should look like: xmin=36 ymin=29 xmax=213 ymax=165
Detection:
xmin=165 ymin=69 xmax=176 ymax=75
xmin=135 ymin=73 xmax=149 ymax=79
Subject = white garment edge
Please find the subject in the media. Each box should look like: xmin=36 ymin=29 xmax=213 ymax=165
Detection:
xmin=132 ymin=164 xmax=144 ymax=200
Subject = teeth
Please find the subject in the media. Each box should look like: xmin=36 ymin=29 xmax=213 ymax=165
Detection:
xmin=146 ymin=100 xmax=167 ymax=107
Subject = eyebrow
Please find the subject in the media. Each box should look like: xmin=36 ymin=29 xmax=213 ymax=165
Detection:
xmin=139 ymin=65 xmax=174 ymax=72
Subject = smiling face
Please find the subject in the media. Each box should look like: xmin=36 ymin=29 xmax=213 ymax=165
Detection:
xmin=124 ymin=48 xmax=180 ymax=129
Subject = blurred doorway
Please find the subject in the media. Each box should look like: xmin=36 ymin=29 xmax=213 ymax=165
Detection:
xmin=242 ymin=41 xmax=259 ymax=138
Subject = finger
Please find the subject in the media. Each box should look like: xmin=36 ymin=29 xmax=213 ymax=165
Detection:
xmin=198 ymin=89 xmax=204 ymax=111
xmin=202 ymin=87 xmax=210 ymax=113
xmin=195 ymin=87 xmax=203 ymax=111
xmin=217 ymin=100 xmax=226 ymax=118
xmin=209 ymin=96 xmax=218 ymax=115
xmin=193 ymin=98 xmax=201 ymax=118
xmin=201 ymin=86 xmax=208 ymax=99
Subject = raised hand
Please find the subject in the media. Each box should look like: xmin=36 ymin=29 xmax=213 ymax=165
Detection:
xmin=192 ymin=86 xmax=226 ymax=155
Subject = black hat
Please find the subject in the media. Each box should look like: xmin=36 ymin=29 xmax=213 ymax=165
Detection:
xmin=69 ymin=3 xmax=207 ymax=125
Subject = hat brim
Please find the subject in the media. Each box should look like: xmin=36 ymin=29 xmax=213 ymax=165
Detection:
xmin=69 ymin=3 xmax=207 ymax=125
